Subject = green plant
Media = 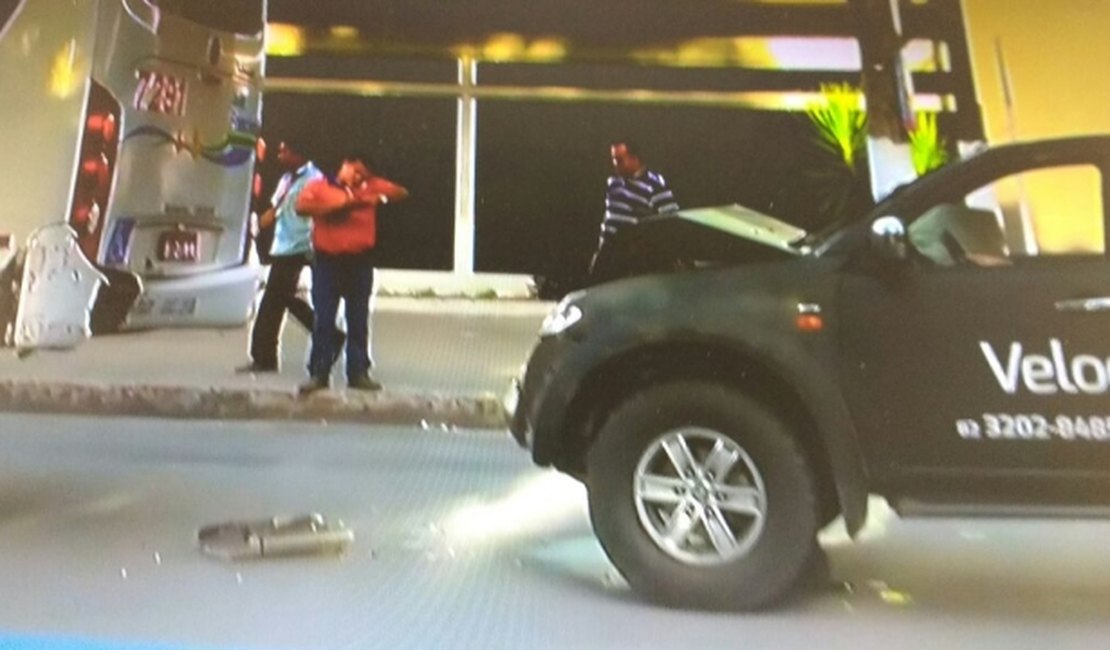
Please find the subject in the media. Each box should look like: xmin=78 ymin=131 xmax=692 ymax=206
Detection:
xmin=801 ymin=83 xmax=871 ymax=228
xmin=908 ymin=111 xmax=949 ymax=175
xmin=805 ymin=83 xmax=867 ymax=172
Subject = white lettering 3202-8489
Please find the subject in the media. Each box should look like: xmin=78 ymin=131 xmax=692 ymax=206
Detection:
xmin=980 ymin=339 xmax=1110 ymax=396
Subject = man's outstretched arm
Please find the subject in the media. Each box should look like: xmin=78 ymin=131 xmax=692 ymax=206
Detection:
xmin=368 ymin=179 xmax=410 ymax=205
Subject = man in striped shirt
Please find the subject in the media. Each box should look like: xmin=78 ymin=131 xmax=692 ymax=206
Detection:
xmin=588 ymin=140 xmax=680 ymax=283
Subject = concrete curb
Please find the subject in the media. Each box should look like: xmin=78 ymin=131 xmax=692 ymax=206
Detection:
xmin=0 ymin=380 xmax=509 ymax=430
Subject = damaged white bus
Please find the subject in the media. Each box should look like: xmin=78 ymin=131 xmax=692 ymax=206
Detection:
xmin=0 ymin=0 xmax=265 ymax=351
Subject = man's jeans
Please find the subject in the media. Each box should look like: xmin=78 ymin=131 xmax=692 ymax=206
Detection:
xmin=309 ymin=250 xmax=374 ymax=380
xmin=250 ymin=253 xmax=314 ymax=368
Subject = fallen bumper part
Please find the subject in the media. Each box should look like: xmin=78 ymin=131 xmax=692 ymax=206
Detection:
xmin=14 ymin=224 xmax=105 ymax=350
xmin=198 ymin=513 xmax=355 ymax=561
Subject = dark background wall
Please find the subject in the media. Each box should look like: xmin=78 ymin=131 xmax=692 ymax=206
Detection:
xmin=260 ymin=0 xmax=977 ymax=274
xmin=262 ymin=87 xmax=872 ymax=275
xmin=264 ymin=54 xmax=879 ymax=274
xmin=262 ymin=54 xmax=460 ymax=270
xmin=260 ymin=93 xmax=456 ymax=270
xmin=473 ymin=101 xmax=851 ymax=276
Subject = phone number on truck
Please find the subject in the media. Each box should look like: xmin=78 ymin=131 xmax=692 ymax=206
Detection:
xmin=956 ymin=414 xmax=1110 ymax=442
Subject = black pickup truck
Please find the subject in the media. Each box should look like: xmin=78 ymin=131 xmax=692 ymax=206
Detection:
xmin=508 ymin=136 xmax=1110 ymax=610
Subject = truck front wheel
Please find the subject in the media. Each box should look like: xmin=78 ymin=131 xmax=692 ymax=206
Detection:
xmin=587 ymin=380 xmax=819 ymax=610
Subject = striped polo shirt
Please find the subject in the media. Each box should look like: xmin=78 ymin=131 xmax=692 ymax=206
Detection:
xmin=600 ymin=170 xmax=680 ymax=241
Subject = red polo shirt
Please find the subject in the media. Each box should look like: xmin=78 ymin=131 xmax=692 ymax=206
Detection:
xmin=300 ymin=177 xmax=402 ymax=254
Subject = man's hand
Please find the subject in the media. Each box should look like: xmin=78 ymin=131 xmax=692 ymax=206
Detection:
xmin=296 ymin=178 xmax=408 ymax=220
xmin=346 ymin=193 xmax=376 ymax=208
xmin=359 ymin=182 xmax=409 ymax=207
xmin=347 ymin=187 xmax=389 ymax=208
xmin=258 ymin=207 xmax=276 ymax=229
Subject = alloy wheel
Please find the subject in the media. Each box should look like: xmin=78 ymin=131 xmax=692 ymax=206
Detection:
xmin=633 ymin=427 xmax=767 ymax=566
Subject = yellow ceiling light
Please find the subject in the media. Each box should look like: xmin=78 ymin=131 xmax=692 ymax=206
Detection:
xmin=451 ymin=43 xmax=480 ymax=60
xmin=732 ymin=37 xmax=776 ymax=68
xmin=525 ymin=38 xmax=568 ymax=62
xmin=674 ymin=38 xmax=735 ymax=67
xmin=265 ymin=23 xmax=305 ymax=57
xmin=482 ymin=33 xmax=526 ymax=62
xmin=631 ymin=39 xmax=729 ymax=68
xmin=329 ymin=25 xmax=360 ymax=40
xmin=447 ymin=35 xmax=567 ymax=64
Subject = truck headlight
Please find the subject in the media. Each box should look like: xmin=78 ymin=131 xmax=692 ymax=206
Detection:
xmin=539 ymin=299 xmax=583 ymax=337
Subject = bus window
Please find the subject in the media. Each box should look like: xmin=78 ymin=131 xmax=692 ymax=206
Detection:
xmin=152 ymin=0 xmax=263 ymax=36
xmin=0 ymin=0 xmax=21 ymax=32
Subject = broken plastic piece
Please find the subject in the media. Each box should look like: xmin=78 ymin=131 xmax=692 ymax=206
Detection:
xmin=197 ymin=513 xmax=354 ymax=561
xmin=14 ymin=224 xmax=106 ymax=350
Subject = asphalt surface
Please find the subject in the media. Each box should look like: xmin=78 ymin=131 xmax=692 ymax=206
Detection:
xmin=2 ymin=413 xmax=1110 ymax=649
xmin=0 ymin=298 xmax=549 ymax=427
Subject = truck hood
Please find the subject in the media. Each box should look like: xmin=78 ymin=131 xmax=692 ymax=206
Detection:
xmin=669 ymin=204 xmax=809 ymax=254
xmin=636 ymin=204 xmax=811 ymax=264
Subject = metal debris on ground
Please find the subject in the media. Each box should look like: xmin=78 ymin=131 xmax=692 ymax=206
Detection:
xmin=197 ymin=513 xmax=355 ymax=561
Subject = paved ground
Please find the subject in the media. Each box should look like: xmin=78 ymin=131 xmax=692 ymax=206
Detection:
xmin=2 ymin=413 xmax=1110 ymax=650
xmin=0 ymin=298 xmax=549 ymax=427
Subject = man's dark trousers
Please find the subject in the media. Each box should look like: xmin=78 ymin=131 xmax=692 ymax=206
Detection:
xmin=309 ymin=250 xmax=373 ymax=381
xmin=589 ymin=231 xmax=656 ymax=285
xmin=249 ymin=253 xmax=314 ymax=368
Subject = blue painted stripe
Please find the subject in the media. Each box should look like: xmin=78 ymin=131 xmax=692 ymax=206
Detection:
xmin=0 ymin=634 xmax=231 ymax=650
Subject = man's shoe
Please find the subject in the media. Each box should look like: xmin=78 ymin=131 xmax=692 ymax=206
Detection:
xmin=236 ymin=361 xmax=278 ymax=374
xmin=297 ymin=376 xmax=329 ymax=396
xmin=347 ymin=373 xmax=382 ymax=392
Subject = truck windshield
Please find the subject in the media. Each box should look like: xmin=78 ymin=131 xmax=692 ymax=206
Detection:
xmin=153 ymin=0 xmax=263 ymax=36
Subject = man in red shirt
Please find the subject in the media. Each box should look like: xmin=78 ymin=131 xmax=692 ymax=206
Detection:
xmin=294 ymin=153 xmax=409 ymax=394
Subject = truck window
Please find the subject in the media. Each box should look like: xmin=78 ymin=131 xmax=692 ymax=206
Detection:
xmin=909 ymin=164 xmax=1105 ymax=265
xmin=909 ymin=203 xmax=1009 ymax=267
xmin=153 ymin=0 xmax=263 ymax=36
xmin=998 ymin=165 xmax=1105 ymax=256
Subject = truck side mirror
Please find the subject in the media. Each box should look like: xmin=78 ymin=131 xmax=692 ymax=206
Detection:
xmin=869 ymin=216 xmax=908 ymax=262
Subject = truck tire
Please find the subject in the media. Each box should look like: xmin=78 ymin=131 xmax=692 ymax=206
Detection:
xmin=587 ymin=380 xmax=819 ymax=611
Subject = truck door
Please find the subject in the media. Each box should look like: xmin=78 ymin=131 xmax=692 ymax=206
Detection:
xmin=839 ymin=149 xmax=1110 ymax=505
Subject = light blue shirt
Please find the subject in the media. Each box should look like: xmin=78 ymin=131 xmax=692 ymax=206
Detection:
xmin=269 ymin=161 xmax=323 ymax=257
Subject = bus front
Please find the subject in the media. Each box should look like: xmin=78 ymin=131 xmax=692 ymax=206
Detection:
xmin=94 ymin=0 xmax=266 ymax=331
xmin=0 ymin=0 xmax=267 ymax=350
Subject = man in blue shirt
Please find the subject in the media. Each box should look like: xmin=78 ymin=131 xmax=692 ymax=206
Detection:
xmin=236 ymin=140 xmax=324 ymax=373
